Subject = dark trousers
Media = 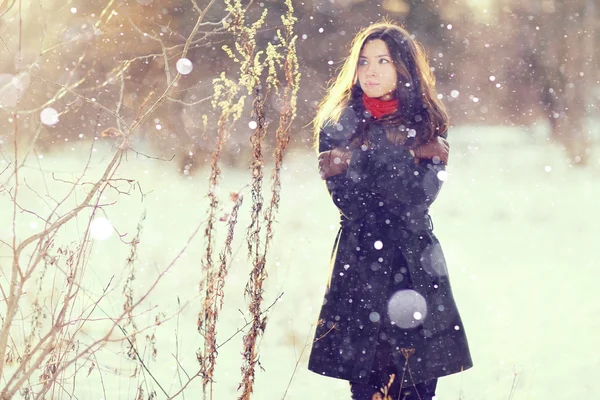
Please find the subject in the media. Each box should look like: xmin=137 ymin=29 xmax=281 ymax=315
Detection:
xmin=349 ymin=377 xmax=437 ymax=400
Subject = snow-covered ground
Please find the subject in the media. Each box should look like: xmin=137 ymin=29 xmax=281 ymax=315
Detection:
xmin=1 ymin=124 xmax=599 ymax=399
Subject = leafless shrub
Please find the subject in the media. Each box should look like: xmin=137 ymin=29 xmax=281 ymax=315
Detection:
xmin=0 ymin=0 xmax=299 ymax=399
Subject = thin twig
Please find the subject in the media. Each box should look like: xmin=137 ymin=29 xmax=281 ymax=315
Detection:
xmin=217 ymin=293 xmax=283 ymax=350
xmin=115 ymin=324 xmax=169 ymax=398
xmin=281 ymin=324 xmax=314 ymax=399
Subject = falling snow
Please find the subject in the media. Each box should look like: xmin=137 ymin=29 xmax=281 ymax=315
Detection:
xmin=40 ymin=108 xmax=59 ymax=126
xmin=176 ymin=58 xmax=193 ymax=75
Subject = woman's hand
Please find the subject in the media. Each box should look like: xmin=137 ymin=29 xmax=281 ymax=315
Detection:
xmin=412 ymin=136 xmax=449 ymax=165
xmin=318 ymin=147 xmax=352 ymax=179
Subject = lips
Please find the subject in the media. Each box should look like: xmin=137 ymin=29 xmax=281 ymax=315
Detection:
xmin=365 ymin=82 xmax=379 ymax=86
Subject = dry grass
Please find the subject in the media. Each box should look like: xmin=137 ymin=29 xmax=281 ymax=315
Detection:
xmin=0 ymin=0 xmax=299 ymax=399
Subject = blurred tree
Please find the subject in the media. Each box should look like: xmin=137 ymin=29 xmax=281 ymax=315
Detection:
xmin=2 ymin=0 xmax=597 ymax=165
xmin=509 ymin=0 xmax=598 ymax=164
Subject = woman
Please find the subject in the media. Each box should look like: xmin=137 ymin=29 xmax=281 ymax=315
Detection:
xmin=308 ymin=21 xmax=473 ymax=400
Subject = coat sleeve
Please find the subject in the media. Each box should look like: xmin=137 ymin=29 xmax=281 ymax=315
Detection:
xmin=365 ymin=138 xmax=446 ymax=208
xmin=319 ymin=129 xmax=384 ymax=220
xmin=319 ymin=129 xmax=445 ymax=220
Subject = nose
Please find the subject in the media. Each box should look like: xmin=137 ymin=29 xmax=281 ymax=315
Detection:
xmin=365 ymin=63 xmax=378 ymax=77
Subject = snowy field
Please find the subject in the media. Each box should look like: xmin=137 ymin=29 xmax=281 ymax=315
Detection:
xmin=1 ymin=123 xmax=600 ymax=400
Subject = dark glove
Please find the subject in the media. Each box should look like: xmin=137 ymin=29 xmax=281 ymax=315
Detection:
xmin=318 ymin=147 xmax=352 ymax=179
xmin=413 ymin=136 xmax=449 ymax=165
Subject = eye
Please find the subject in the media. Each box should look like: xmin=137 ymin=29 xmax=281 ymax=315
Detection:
xmin=380 ymin=58 xmax=390 ymax=64
xmin=358 ymin=59 xmax=368 ymax=65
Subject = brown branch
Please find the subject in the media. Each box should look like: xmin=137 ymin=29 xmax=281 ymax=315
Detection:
xmin=167 ymin=293 xmax=283 ymax=400
xmin=281 ymin=325 xmax=314 ymax=399
xmin=128 ymin=0 xmax=218 ymax=134
xmin=115 ymin=324 xmax=169 ymax=398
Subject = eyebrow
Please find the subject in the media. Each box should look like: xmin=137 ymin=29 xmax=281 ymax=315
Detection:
xmin=359 ymin=54 xmax=390 ymax=58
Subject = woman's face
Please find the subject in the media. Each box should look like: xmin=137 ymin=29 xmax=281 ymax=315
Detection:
xmin=357 ymin=39 xmax=398 ymax=100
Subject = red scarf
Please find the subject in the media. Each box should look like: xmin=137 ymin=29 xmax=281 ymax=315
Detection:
xmin=362 ymin=92 xmax=399 ymax=119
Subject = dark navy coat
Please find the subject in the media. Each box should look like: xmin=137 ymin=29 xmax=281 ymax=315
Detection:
xmin=308 ymin=103 xmax=473 ymax=386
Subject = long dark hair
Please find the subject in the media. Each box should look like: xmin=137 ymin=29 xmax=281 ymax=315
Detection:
xmin=313 ymin=19 xmax=449 ymax=149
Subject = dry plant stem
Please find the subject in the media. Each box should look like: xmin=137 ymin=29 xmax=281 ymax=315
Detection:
xmin=281 ymin=325 xmax=314 ymax=400
xmin=194 ymin=2 xmax=254 ymax=395
xmin=13 ymin=74 xmax=124 ymax=123
xmin=94 ymin=0 xmax=117 ymax=29
xmin=173 ymin=297 xmax=188 ymax=400
xmin=20 ymin=146 xmax=95 ymax=285
xmin=59 ymin=172 xmax=116 ymax=321
xmin=396 ymin=348 xmax=421 ymax=400
xmin=166 ymin=95 xmax=213 ymax=107
xmin=507 ymin=368 xmax=521 ymax=400
xmin=22 ymin=178 xmax=52 ymax=214
xmin=125 ymin=16 xmax=172 ymax=84
xmin=239 ymin=87 xmax=268 ymax=400
xmin=167 ymin=293 xmax=282 ymax=400
xmin=0 ymin=0 xmax=214 ymax=374
xmin=216 ymin=196 xmax=243 ymax=312
xmin=172 ymin=353 xmax=192 ymax=382
xmin=7 ymin=122 xmax=43 ymax=183
xmin=2 ymin=214 xmax=204 ymax=399
xmin=262 ymin=0 xmax=299 ymax=249
xmin=78 ymin=60 xmax=131 ymax=93
xmin=22 ymin=143 xmax=96 ymax=278
xmin=115 ymin=325 xmax=169 ymax=398
xmin=68 ymin=276 xmax=115 ymax=337
xmin=196 ymin=110 xmax=226 ymax=393
xmin=131 ymin=0 xmax=217 ymax=133
xmin=199 ymin=190 xmax=243 ymax=395
xmin=397 ymin=353 xmax=409 ymax=397
xmin=115 ymin=25 xmax=229 ymax=64
xmin=116 ymin=74 xmax=126 ymax=134
xmin=4 ymin=171 xmax=121 ymax=398
xmin=9 ymin=41 xmax=96 ymax=114
xmin=239 ymin=2 xmax=298 ymax=396
xmin=31 ymin=157 xmax=53 ymax=199
xmin=231 ymin=6 xmax=272 ymax=387
xmin=1 ymin=0 xmax=298 ymax=398
xmin=1 ymin=0 xmax=23 ymax=377
xmin=0 ymin=3 xmax=226 ymax=400
xmin=117 ymin=214 xmax=168 ymax=398
xmin=1 ymin=148 xmax=119 ymax=393
xmin=122 ymin=214 xmax=145 ymax=361
xmin=216 ymin=293 xmax=283 ymax=351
